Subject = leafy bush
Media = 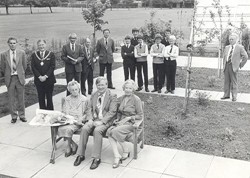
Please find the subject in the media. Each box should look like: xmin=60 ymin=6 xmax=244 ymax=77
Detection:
xmin=194 ymin=91 xmax=210 ymax=106
xmin=207 ymin=76 xmax=217 ymax=87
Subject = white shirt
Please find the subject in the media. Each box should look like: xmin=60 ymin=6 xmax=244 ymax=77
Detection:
xmin=163 ymin=45 xmax=179 ymax=60
xmin=70 ymin=43 xmax=75 ymax=51
xmin=226 ymin=44 xmax=236 ymax=62
xmin=9 ymin=50 xmax=17 ymax=75
xmin=97 ymin=91 xmax=107 ymax=119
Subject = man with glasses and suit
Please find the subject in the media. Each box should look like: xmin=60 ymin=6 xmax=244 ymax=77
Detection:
xmin=221 ymin=33 xmax=248 ymax=101
xmin=96 ymin=29 xmax=115 ymax=89
xmin=0 ymin=37 xmax=27 ymax=123
xmin=61 ymin=33 xmax=84 ymax=95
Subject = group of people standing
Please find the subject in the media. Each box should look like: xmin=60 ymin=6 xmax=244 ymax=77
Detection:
xmin=122 ymin=28 xmax=179 ymax=94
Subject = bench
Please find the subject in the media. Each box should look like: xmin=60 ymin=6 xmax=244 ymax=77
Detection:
xmin=50 ymin=97 xmax=144 ymax=164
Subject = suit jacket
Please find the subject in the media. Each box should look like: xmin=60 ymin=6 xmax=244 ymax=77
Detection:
xmin=61 ymin=43 xmax=84 ymax=73
xmin=82 ymin=45 xmax=95 ymax=72
xmin=31 ymin=50 xmax=56 ymax=86
xmin=86 ymin=89 xmax=117 ymax=127
xmin=96 ymin=37 xmax=115 ymax=64
xmin=0 ymin=49 xmax=27 ymax=87
xmin=161 ymin=38 xmax=170 ymax=46
xmin=131 ymin=37 xmax=139 ymax=46
xmin=223 ymin=44 xmax=248 ymax=72
xmin=121 ymin=44 xmax=135 ymax=64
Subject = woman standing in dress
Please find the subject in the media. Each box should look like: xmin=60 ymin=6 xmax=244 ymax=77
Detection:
xmin=58 ymin=81 xmax=88 ymax=157
xmin=107 ymin=79 xmax=143 ymax=168
xmin=31 ymin=39 xmax=56 ymax=110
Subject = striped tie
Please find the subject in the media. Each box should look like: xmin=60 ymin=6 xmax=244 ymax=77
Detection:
xmin=12 ymin=51 xmax=17 ymax=73
xmin=168 ymin=46 xmax=173 ymax=60
xmin=227 ymin=45 xmax=233 ymax=63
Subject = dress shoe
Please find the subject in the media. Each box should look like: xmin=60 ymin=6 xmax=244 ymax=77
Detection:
xmin=121 ymin=152 xmax=130 ymax=161
xmin=136 ymin=87 xmax=143 ymax=91
xmin=74 ymin=156 xmax=85 ymax=166
xmin=112 ymin=157 xmax=122 ymax=169
xmin=108 ymin=86 xmax=115 ymax=89
xmin=171 ymin=90 xmax=175 ymax=94
xmin=88 ymin=91 xmax=92 ymax=95
xmin=151 ymin=89 xmax=157 ymax=92
xmin=11 ymin=119 xmax=17 ymax=124
xmin=72 ymin=145 xmax=78 ymax=155
xmin=158 ymin=89 xmax=162 ymax=93
xmin=65 ymin=148 xmax=72 ymax=157
xmin=164 ymin=90 xmax=169 ymax=94
xmin=145 ymin=88 xmax=149 ymax=92
xmin=221 ymin=96 xmax=230 ymax=100
xmin=90 ymin=159 xmax=101 ymax=170
xmin=20 ymin=118 xmax=27 ymax=122
xmin=232 ymin=98 xmax=237 ymax=102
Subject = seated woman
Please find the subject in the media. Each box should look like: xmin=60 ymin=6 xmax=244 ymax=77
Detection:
xmin=58 ymin=80 xmax=88 ymax=157
xmin=107 ymin=79 xmax=143 ymax=168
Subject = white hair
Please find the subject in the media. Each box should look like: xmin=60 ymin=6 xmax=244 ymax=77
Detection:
xmin=122 ymin=79 xmax=138 ymax=92
xmin=68 ymin=33 xmax=77 ymax=39
xmin=229 ymin=33 xmax=239 ymax=40
xmin=67 ymin=80 xmax=80 ymax=93
xmin=169 ymin=35 xmax=176 ymax=41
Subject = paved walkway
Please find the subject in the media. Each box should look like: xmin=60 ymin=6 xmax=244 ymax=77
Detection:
xmin=1 ymin=54 xmax=250 ymax=178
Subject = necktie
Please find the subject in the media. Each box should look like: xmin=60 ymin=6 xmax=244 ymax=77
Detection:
xmin=227 ymin=45 xmax=234 ymax=63
xmin=40 ymin=52 xmax=44 ymax=58
xmin=105 ymin=39 xmax=108 ymax=46
xmin=157 ymin=44 xmax=159 ymax=49
xmin=87 ymin=48 xmax=91 ymax=65
xmin=72 ymin=44 xmax=75 ymax=51
xmin=12 ymin=51 xmax=16 ymax=73
xmin=139 ymin=44 xmax=142 ymax=49
xmin=168 ymin=46 xmax=173 ymax=60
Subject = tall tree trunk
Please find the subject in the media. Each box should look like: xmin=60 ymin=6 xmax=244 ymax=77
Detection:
xmin=5 ymin=5 xmax=9 ymax=15
xmin=29 ymin=4 xmax=33 ymax=14
xmin=49 ymin=6 xmax=53 ymax=13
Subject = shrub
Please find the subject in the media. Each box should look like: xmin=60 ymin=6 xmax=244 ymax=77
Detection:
xmin=207 ymin=76 xmax=217 ymax=87
xmin=196 ymin=45 xmax=206 ymax=56
xmin=194 ymin=91 xmax=210 ymax=106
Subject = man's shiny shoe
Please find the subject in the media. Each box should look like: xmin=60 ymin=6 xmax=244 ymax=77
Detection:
xmin=145 ymin=88 xmax=149 ymax=92
xmin=108 ymin=86 xmax=115 ymax=89
xmin=221 ymin=96 xmax=230 ymax=100
xmin=74 ymin=156 xmax=85 ymax=166
xmin=158 ymin=89 xmax=162 ymax=93
xmin=151 ymin=89 xmax=157 ymax=92
xmin=11 ymin=119 xmax=17 ymax=124
xmin=20 ymin=117 xmax=27 ymax=122
xmin=136 ymin=87 xmax=143 ymax=91
xmin=232 ymin=98 xmax=237 ymax=102
xmin=90 ymin=159 xmax=101 ymax=170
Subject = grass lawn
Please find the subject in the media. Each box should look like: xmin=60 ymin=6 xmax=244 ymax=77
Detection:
xmin=148 ymin=67 xmax=250 ymax=93
xmin=136 ymin=92 xmax=250 ymax=161
xmin=0 ymin=7 xmax=193 ymax=51
xmin=0 ymin=82 xmax=66 ymax=118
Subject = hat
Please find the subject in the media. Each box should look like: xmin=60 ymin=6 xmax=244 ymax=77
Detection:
xmin=155 ymin=34 xmax=162 ymax=40
xmin=137 ymin=35 xmax=143 ymax=39
xmin=132 ymin=28 xmax=139 ymax=32
xmin=124 ymin=35 xmax=131 ymax=40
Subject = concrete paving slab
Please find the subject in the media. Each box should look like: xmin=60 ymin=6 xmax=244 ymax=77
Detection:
xmin=160 ymin=175 xmax=182 ymax=178
xmin=74 ymin=162 xmax=126 ymax=178
xmin=128 ymin=145 xmax=177 ymax=174
xmin=0 ymin=145 xmax=31 ymax=171
xmin=33 ymin=155 xmax=90 ymax=178
xmin=164 ymin=150 xmax=214 ymax=178
xmin=205 ymin=156 xmax=250 ymax=178
xmin=1 ymin=149 xmax=51 ymax=178
xmin=118 ymin=167 xmax=162 ymax=178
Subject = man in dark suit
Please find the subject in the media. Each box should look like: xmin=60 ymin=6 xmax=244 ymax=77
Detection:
xmin=31 ymin=39 xmax=56 ymax=110
xmin=0 ymin=37 xmax=27 ymax=123
xmin=61 ymin=33 xmax=84 ymax=95
xmin=121 ymin=35 xmax=135 ymax=81
xmin=81 ymin=38 xmax=96 ymax=96
xmin=74 ymin=77 xmax=117 ymax=169
xmin=161 ymin=29 xmax=171 ymax=47
xmin=96 ymin=29 xmax=115 ymax=89
xmin=221 ymin=33 xmax=248 ymax=101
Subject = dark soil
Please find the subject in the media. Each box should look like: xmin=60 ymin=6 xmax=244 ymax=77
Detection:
xmin=149 ymin=67 xmax=250 ymax=93
xmin=136 ymin=92 xmax=250 ymax=161
xmin=0 ymin=82 xmax=66 ymax=118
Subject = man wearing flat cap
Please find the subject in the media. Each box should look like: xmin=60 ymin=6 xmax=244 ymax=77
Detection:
xmin=150 ymin=34 xmax=165 ymax=93
xmin=134 ymin=35 xmax=149 ymax=92
xmin=121 ymin=35 xmax=135 ymax=81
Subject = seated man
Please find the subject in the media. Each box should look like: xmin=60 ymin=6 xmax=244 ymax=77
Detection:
xmin=74 ymin=76 xmax=117 ymax=169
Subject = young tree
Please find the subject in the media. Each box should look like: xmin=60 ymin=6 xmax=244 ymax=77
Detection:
xmin=22 ymin=0 xmax=38 ymax=14
xmin=0 ymin=0 xmax=15 ymax=15
xmin=82 ymin=0 xmax=110 ymax=48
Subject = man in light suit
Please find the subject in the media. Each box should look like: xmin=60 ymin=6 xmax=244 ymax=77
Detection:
xmin=61 ymin=33 xmax=84 ymax=95
xmin=0 ymin=37 xmax=27 ymax=123
xmin=81 ymin=38 xmax=96 ymax=96
xmin=74 ymin=77 xmax=117 ymax=169
xmin=221 ymin=33 xmax=248 ymax=101
xmin=96 ymin=29 xmax=115 ymax=89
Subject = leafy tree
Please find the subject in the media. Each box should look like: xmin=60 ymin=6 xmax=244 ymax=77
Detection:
xmin=0 ymin=0 xmax=15 ymax=15
xmin=82 ymin=0 xmax=110 ymax=48
xmin=109 ymin=0 xmax=119 ymax=10
xmin=38 ymin=0 xmax=59 ymax=13
xmin=22 ymin=0 xmax=38 ymax=14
